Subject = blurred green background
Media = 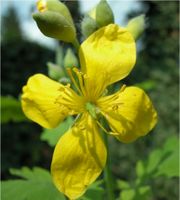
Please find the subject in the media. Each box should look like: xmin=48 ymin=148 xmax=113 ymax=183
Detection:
xmin=1 ymin=1 xmax=179 ymax=200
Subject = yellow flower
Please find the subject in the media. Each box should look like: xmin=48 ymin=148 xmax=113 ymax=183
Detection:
xmin=21 ymin=24 xmax=157 ymax=199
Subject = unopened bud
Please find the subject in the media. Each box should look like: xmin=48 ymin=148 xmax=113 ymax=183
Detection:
xmin=96 ymin=0 xmax=114 ymax=27
xmin=47 ymin=62 xmax=65 ymax=80
xmin=33 ymin=11 xmax=76 ymax=42
xmin=127 ymin=14 xmax=146 ymax=40
xmin=37 ymin=0 xmax=47 ymax=12
xmin=88 ymin=6 xmax=96 ymax=20
xmin=34 ymin=0 xmax=76 ymax=42
xmin=81 ymin=15 xmax=97 ymax=38
xmin=37 ymin=0 xmax=74 ymax=25
xmin=64 ymin=48 xmax=78 ymax=68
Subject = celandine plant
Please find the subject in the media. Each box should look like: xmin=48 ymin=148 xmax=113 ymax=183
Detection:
xmin=21 ymin=0 xmax=157 ymax=199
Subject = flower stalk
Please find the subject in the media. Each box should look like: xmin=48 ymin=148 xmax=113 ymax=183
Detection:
xmin=102 ymin=120 xmax=115 ymax=200
xmin=72 ymin=38 xmax=80 ymax=52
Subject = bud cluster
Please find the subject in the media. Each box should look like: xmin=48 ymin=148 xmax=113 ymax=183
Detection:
xmin=32 ymin=0 xmax=146 ymax=84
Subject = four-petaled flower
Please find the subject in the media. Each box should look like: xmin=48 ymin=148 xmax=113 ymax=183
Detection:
xmin=21 ymin=24 xmax=157 ymax=200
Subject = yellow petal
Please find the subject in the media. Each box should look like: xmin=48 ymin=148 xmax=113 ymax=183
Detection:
xmin=51 ymin=113 xmax=107 ymax=199
xmin=79 ymin=24 xmax=136 ymax=99
xmin=21 ymin=74 xmax=84 ymax=129
xmin=97 ymin=86 xmax=157 ymax=143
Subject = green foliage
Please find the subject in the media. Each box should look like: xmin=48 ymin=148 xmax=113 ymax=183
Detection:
xmin=153 ymin=137 xmax=179 ymax=178
xmin=136 ymin=136 xmax=179 ymax=179
xmin=1 ymin=96 xmax=27 ymax=123
xmin=40 ymin=117 xmax=74 ymax=146
xmin=135 ymin=80 xmax=157 ymax=91
xmin=2 ymin=167 xmax=66 ymax=200
xmin=118 ymin=186 xmax=151 ymax=200
xmin=79 ymin=180 xmax=105 ymax=200
xmin=2 ymin=167 xmax=105 ymax=200
xmin=117 ymin=136 xmax=179 ymax=200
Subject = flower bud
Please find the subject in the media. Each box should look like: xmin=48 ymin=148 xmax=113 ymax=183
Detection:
xmin=47 ymin=62 xmax=65 ymax=80
xmin=64 ymin=48 xmax=78 ymax=68
xmin=87 ymin=6 xmax=96 ymax=20
xmin=33 ymin=11 xmax=76 ymax=42
xmin=96 ymin=0 xmax=114 ymax=27
xmin=37 ymin=0 xmax=74 ymax=25
xmin=34 ymin=0 xmax=76 ymax=42
xmin=127 ymin=14 xmax=146 ymax=40
xmin=81 ymin=15 xmax=97 ymax=38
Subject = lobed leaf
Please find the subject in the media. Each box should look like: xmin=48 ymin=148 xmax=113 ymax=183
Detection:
xmin=40 ymin=116 xmax=74 ymax=146
xmin=1 ymin=96 xmax=27 ymax=123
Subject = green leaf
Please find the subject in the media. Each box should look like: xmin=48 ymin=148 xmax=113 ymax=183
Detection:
xmin=136 ymin=160 xmax=145 ymax=178
xmin=119 ymin=186 xmax=151 ymax=200
xmin=145 ymin=149 xmax=162 ymax=175
xmin=9 ymin=167 xmax=51 ymax=180
xmin=154 ymin=136 xmax=179 ymax=178
xmin=2 ymin=167 xmax=65 ymax=200
xmin=40 ymin=117 xmax=74 ymax=146
xmin=2 ymin=167 xmax=104 ymax=200
xmin=135 ymin=80 xmax=157 ymax=91
xmin=136 ymin=136 xmax=179 ymax=179
xmin=1 ymin=96 xmax=27 ymax=123
xmin=117 ymin=180 xmax=130 ymax=190
xmin=79 ymin=180 xmax=104 ymax=200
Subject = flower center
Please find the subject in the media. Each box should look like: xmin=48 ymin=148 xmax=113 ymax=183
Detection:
xmin=85 ymin=102 xmax=100 ymax=119
xmin=67 ymin=68 xmax=87 ymax=97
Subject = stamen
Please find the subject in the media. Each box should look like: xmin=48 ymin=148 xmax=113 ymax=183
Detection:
xmin=55 ymin=85 xmax=84 ymax=113
xmin=73 ymin=68 xmax=86 ymax=96
xmin=71 ymin=114 xmax=82 ymax=128
xmin=120 ymin=84 xmax=126 ymax=92
xmin=96 ymin=120 xmax=109 ymax=135
xmin=67 ymin=68 xmax=83 ymax=95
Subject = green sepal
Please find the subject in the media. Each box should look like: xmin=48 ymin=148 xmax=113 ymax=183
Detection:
xmin=33 ymin=11 xmax=76 ymax=42
xmin=96 ymin=0 xmax=114 ymax=27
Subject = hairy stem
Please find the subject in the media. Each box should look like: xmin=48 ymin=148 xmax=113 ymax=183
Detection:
xmin=72 ymin=38 xmax=80 ymax=52
xmin=103 ymin=128 xmax=115 ymax=200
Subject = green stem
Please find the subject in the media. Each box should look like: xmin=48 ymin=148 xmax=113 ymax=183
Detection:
xmin=72 ymin=38 xmax=80 ymax=52
xmin=103 ymin=130 xmax=115 ymax=200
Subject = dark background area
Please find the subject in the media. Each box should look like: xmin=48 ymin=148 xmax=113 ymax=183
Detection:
xmin=1 ymin=1 xmax=179 ymax=200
